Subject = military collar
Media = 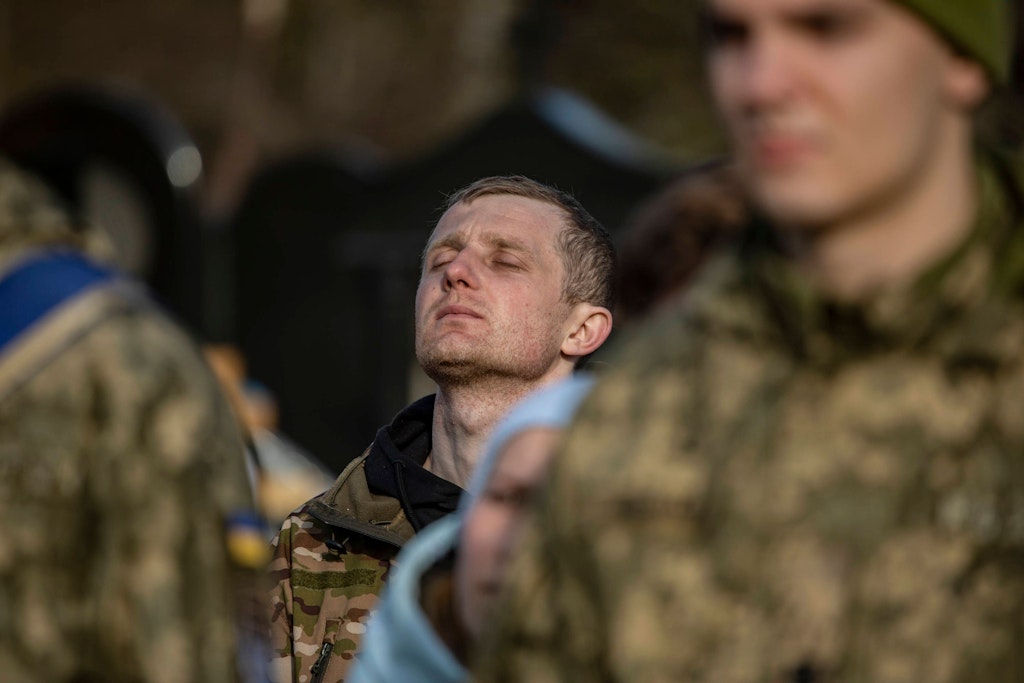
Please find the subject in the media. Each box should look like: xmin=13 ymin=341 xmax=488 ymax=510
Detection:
xmin=738 ymin=152 xmax=1024 ymax=369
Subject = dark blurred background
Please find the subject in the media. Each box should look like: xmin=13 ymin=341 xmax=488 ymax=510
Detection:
xmin=1 ymin=0 xmax=1021 ymax=472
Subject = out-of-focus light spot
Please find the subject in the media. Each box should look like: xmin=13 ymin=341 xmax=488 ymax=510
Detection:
xmin=167 ymin=146 xmax=202 ymax=188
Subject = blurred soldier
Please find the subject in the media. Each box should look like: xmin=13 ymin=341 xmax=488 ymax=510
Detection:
xmin=474 ymin=1 xmax=1023 ymax=682
xmin=268 ymin=175 xmax=615 ymax=683
xmin=0 ymin=158 xmax=263 ymax=682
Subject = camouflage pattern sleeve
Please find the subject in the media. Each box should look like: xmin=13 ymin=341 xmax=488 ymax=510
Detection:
xmin=0 ymin=307 xmax=256 ymax=682
xmin=268 ymin=509 xmax=394 ymax=683
xmin=268 ymin=516 xmax=298 ymax=683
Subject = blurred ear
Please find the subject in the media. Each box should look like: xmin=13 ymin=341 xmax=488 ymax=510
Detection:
xmin=561 ymin=304 xmax=613 ymax=359
xmin=944 ymin=54 xmax=989 ymax=110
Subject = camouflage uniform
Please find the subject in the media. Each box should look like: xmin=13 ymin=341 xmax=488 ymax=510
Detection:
xmin=0 ymin=160 xmax=260 ymax=682
xmin=268 ymin=394 xmax=462 ymax=683
xmin=473 ymin=153 xmax=1024 ymax=683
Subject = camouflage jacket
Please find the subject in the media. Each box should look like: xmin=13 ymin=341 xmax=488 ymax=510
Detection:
xmin=0 ymin=162 xmax=259 ymax=682
xmin=473 ymin=154 xmax=1024 ymax=683
xmin=268 ymin=394 xmax=463 ymax=683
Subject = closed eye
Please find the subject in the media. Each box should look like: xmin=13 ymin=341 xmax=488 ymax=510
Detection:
xmin=486 ymin=489 xmax=527 ymax=506
xmin=494 ymin=258 xmax=525 ymax=270
xmin=492 ymin=249 xmax=529 ymax=271
xmin=428 ymin=250 xmax=457 ymax=270
xmin=484 ymin=482 xmax=536 ymax=508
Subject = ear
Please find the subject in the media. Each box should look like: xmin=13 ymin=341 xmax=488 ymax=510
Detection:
xmin=944 ymin=54 xmax=990 ymax=111
xmin=560 ymin=304 xmax=613 ymax=360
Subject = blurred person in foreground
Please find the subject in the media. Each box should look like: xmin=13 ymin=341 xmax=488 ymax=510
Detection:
xmin=474 ymin=0 xmax=1024 ymax=681
xmin=347 ymin=374 xmax=595 ymax=683
xmin=268 ymin=175 xmax=615 ymax=683
xmin=0 ymin=157 xmax=264 ymax=682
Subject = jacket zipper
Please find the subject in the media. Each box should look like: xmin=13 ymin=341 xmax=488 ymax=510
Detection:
xmin=309 ymin=642 xmax=333 ymax=683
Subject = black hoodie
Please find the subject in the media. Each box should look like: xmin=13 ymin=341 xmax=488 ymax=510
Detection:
xmin=362 ymin=394 xmax=464 ymax=532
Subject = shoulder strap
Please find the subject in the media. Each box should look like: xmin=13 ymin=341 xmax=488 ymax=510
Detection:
xmin=0 ymin=251 xmax=118 ymax=352
xmin=0 ymin=251 xmax=139 ymax=404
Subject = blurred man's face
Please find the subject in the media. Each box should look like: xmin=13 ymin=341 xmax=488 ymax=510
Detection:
xmin=455 ymin=426 xmax=562 ymax=642
xmin=706 ymin=0 xmax=981 ymax=231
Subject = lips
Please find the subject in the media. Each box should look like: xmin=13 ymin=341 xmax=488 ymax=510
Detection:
xmin=749 ymin=132 xmax=814 ymax=169
xmin=436 ymin=304 xmax=482 ymax=321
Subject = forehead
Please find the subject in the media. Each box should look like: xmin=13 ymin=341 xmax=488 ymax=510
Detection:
xmin=427 ymin=194 xmax=566 ymax=251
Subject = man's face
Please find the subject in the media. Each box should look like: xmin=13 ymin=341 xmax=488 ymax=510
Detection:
xmin=706 ymin=0 xmax=973 ymax=230
xmin=415 ymin=194 xmax=573 ymax=385
xmin=455 ymin=426 xmax=562 ymax=641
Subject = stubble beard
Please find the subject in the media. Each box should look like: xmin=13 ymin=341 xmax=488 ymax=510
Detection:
xmin=416 ymin=341 xmax=554 ymax=389
xmin=420 ymin=357 xmax=487 ymax=387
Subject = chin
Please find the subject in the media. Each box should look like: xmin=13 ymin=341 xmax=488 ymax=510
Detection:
xmin=418 ymin=354 xmax=483 ymax=385
xmin=751 ymin=183 xmax=845 ymax=231
xmin=739 ymin=162 xmax=837 ymax=227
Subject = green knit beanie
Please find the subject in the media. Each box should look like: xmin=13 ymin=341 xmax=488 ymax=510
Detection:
xmin=892 ymin=0 xmax=1013 ymax=83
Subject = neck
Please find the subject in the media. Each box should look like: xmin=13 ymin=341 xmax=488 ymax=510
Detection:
xmin=790 ymin=125 xmax=978 ymax=301
xmin=426 ymin=374 xmax=569 ymax=488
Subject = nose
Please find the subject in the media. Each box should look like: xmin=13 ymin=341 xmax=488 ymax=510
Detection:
xmin=730 ymin=34 xmax=797 ymax=111
xmin=442 ymin=251 xmax=478 ymax=291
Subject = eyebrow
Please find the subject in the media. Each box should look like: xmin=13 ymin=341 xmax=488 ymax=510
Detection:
xmin=705 ymin=0 xmax=870 ymax=31
xmin=488 ymin=234 xmax=532 ymax=254
xmin=425 ymin=231 xmax=533 ymax=257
